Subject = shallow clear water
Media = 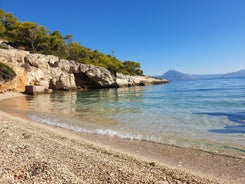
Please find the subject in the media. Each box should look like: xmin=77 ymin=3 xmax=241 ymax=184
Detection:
xmin=1 ymin=78 xmax=245 ymax=156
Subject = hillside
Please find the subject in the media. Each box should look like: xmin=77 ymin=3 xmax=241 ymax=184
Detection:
xmin=0 ymin=9 xmax=142 ymax=76
xmin=159 ymin=69 xmax=245 ymax=81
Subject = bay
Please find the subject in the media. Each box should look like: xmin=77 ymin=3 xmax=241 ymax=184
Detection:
xmin=1 ymin=77 xmax=245 ymax=157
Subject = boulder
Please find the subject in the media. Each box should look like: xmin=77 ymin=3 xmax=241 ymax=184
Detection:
xmin=24 ymin=54 xmax=50 ymax=70
xmin=69 ymin=60 xmax=80 ymax=73
xmin=56 ymin=59 xmax=71 ymax=73
xmin=24 ymin=85 xmax=47 ymax=95
xmin=78 ymin=64 xmax=117 ymax=87
xmin=115 ymin=73 xmax=167 ymax=87
xmin=50 ymin=72 xmax=76 ymax=90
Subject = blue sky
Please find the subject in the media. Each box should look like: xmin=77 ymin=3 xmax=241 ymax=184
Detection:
xmin=1 ymin=0 xmax=245 ymax=75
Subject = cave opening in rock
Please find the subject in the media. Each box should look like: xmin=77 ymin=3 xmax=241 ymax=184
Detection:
xmin=74 ymin=73 xmax=100 ymax=89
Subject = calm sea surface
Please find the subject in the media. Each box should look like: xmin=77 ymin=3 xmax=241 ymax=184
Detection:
xmin=1 ymin=78 xmax=245 ymax=157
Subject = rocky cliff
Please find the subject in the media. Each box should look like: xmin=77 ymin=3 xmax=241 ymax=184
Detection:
xmin=0 ymin=46 xmax=168 ymax=93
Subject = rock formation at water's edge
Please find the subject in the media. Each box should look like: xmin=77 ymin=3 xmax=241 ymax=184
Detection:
xmin=0 ymin=46 xmax=167 ymax=93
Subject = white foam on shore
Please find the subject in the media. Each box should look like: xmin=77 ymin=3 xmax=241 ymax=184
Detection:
xmin=26 ymin=114 xmax=245 ymax=158
xmin=28 ymin=114 xmax=152 ymax=141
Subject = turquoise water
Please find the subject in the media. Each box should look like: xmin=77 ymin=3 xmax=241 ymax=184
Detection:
xmin=1 ymin=78 xmax=245 ymax=156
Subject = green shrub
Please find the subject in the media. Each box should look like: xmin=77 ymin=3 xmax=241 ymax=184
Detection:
xmin=0 ymin=62 xmax=16 ymax=81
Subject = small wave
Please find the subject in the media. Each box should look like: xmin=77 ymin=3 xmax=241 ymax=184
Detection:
xmin=27 ymin=114 xmax=245 ymax=156
xmin=28 ymin=114 xmax=160 ymax=142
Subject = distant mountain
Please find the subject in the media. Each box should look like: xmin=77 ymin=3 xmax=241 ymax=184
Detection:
xmin=160 ymin=70 xmax=192 ymax=81
xmin=159 ymin=69 xmax=245 ymax=81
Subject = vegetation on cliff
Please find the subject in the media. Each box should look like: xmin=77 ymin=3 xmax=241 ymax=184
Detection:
xmin=0 ymin=62 xmax=16 ymax=81
xmin=0 ymin=9 xmax=143 ymax=76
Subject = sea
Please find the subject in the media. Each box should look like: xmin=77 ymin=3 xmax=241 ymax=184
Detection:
xmin=1 ymin=77 xmax=245 ymax=157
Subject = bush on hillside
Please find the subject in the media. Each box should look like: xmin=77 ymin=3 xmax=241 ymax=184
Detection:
xmin=0 ymin=9 xmax=143 ymax=76
xmin=0 ymin=62 xmax=16 ymax=81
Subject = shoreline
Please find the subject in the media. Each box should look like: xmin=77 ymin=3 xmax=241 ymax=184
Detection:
xmin=0 ymin=92 xmax=244 ymax=183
